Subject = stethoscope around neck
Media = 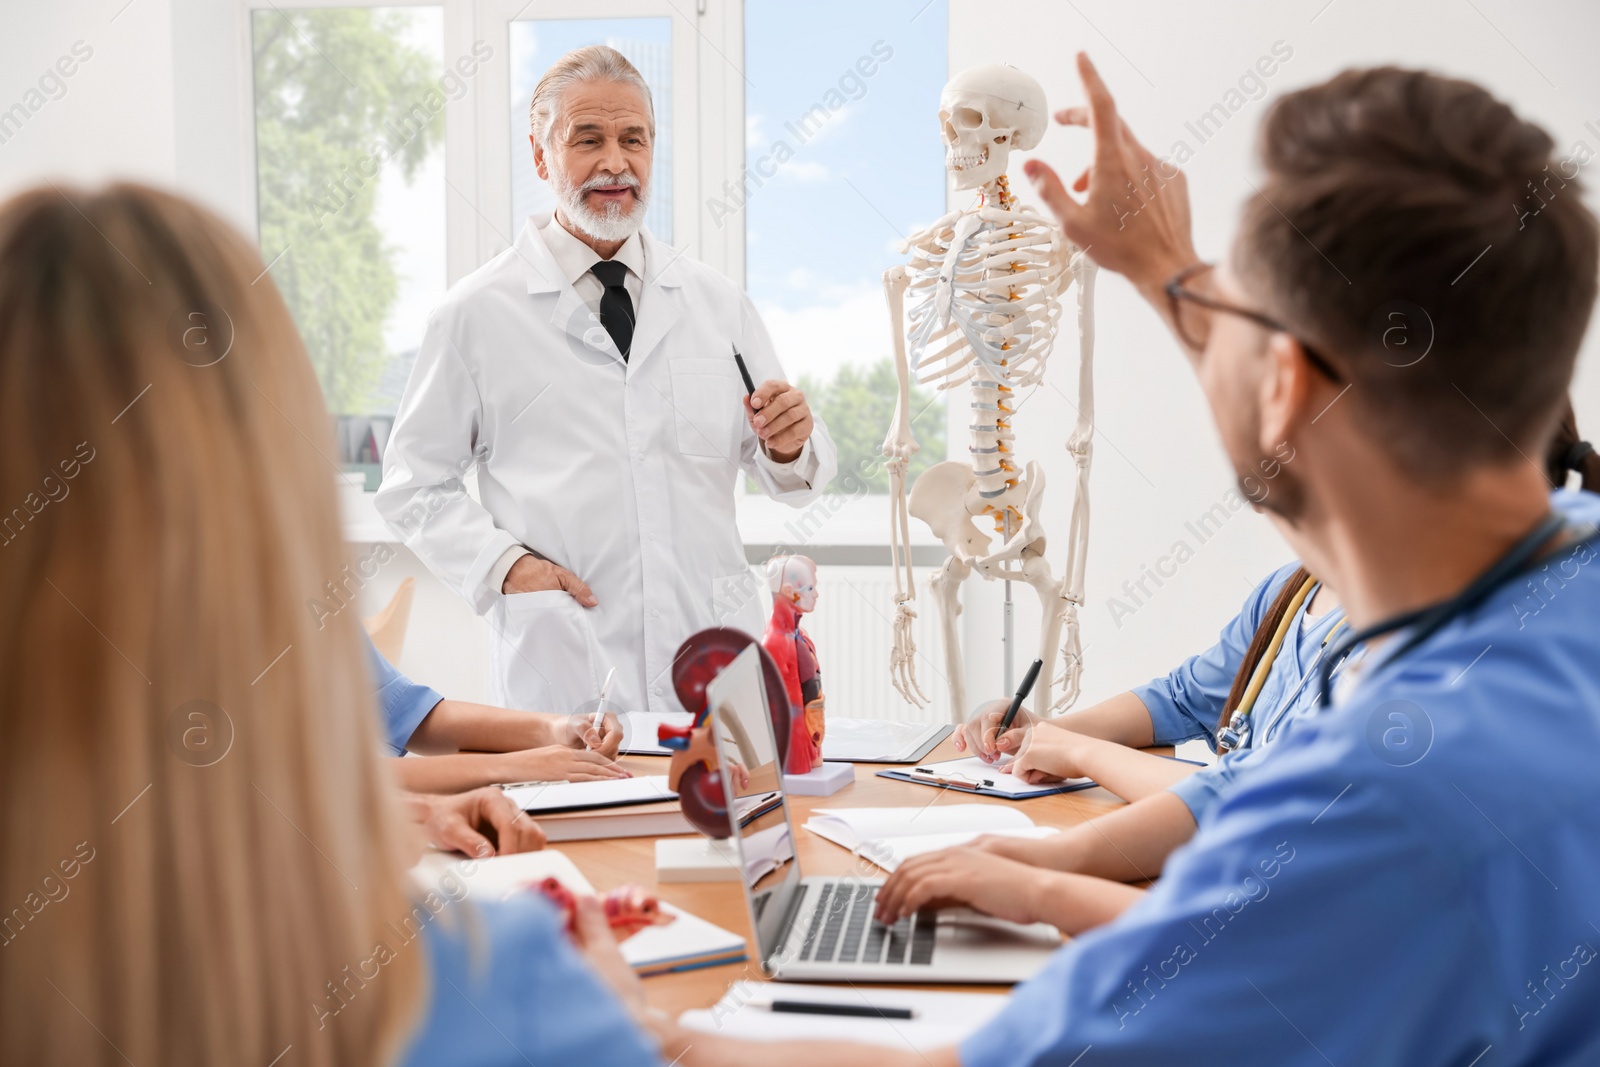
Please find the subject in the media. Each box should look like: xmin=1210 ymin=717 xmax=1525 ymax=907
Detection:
xmin=1216 ymin=576 xmax=1346 ymax=754
xmin=1315 ymin=512 xmax=1597 ymax=708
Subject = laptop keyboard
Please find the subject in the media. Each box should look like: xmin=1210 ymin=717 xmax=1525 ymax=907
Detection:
xmin=797 ymin=883 xmax=936 ymax=965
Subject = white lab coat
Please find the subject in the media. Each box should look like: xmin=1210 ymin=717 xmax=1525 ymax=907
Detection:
xmin=375 ymin=216 xmax=837 ymax=717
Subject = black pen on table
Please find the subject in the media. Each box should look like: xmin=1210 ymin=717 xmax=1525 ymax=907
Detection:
xmin=746 ymin=997 xmax=916 ymax=1020
xmin=996 ymin=657 xmax=1044 ymax=733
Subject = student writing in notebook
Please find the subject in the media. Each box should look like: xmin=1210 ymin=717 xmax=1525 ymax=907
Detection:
xmin=0 ymin=184 xmax=663 ymax=1067
xmin=366 ymin=636 xmax=630 ymax=856
xmin=875 ymin=563 xmax=1343 ymax=932
xmin=366 ymin=634 xmax=630 ymax=792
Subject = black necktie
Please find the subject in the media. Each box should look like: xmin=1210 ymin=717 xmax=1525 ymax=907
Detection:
xmin=590 ymin=260 xmax=634 ymax=362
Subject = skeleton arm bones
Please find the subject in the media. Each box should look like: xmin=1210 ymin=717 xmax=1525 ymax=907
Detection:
xmin=882 ymin=263 xmax=929 ymax=706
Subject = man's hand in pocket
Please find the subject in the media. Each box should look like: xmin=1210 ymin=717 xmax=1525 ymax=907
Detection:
xmin=503 ymin=553 xmax=597 ymax=607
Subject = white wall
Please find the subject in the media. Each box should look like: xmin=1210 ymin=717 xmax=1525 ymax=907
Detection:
xmin=950 ymin=0 xmax=1600 ymax=712
xmin=0 ymin=0 xmax=177 ymax=198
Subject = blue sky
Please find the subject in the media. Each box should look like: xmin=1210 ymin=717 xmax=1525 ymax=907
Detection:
xmin=742 ymin=0 xmax=948 ymax=313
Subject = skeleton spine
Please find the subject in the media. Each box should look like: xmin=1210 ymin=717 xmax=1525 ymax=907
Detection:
xmin=971 ymin=176 xmax=1022 ymax=534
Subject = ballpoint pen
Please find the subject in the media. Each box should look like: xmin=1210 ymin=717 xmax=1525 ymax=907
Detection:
xmin=997 ymin=657 xmax=1044 ymax=733
xmin=733 ymin=346 xmax=756 ymax=396
xmin=912 ymin=767 xmax=995 ymax=789
xmin=590 ymin=666 xmax=616 ymax=748
xmin=746 ymin=997 xmax=916 ymax=1020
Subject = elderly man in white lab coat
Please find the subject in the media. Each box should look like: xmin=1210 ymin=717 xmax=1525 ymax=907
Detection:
xmin=377 ymin=45 xmax=836 ymax=719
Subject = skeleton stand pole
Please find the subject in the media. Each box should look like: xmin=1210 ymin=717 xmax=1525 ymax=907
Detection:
xmin=1002 ymin=512 xmax=1014 ymax=693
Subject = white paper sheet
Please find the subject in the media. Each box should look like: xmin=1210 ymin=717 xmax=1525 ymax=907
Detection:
xmin=679 ymin=982 xmax=1007 ymax=1049
xmin=850 ymin=827 xmax=1061 ymax=872
xmin=805 ymin=804 xmax=1036 ymax=851
xmin=820 ymin=717 xmax=947 ymax=761
xmin=803 ymin=805 xmax=1056 ymax=872
xmin=501 ymin=775 xmax=676 ymax=812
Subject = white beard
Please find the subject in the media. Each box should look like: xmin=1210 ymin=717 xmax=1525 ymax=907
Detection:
xmin=553 ymin=169 xmax=649 ymax=244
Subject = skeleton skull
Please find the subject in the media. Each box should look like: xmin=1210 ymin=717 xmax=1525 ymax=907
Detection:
xmin=939 ymin=64 xmax=1048 ymax=191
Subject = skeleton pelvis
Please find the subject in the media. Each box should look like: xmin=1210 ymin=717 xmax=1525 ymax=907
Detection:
xmin=909 ymin=459 xmax=1048 ymax=573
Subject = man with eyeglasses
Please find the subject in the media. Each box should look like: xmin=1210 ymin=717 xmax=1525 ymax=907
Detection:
xmin=595 ymin=54 xmax=1600 ymax=1067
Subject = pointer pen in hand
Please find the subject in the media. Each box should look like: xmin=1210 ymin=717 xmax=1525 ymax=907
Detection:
xmin=733 ymin=346 xmax=757 ymax=396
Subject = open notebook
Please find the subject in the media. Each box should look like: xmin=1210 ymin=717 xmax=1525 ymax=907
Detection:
xmin=501 ymin=775 xmax=676 ymax=813
xmin=413 ymin=850 xmax=745 ymax=976
xmin=804 ymin=805 xmax=1059 ymax=872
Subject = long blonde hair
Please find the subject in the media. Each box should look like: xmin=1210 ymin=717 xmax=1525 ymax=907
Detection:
xmin=0 ymin=184 xmax=422 ymax=1064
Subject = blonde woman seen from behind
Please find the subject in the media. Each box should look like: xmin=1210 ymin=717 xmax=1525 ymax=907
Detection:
xmin=0 ymin=184 xmax=660 ymax=1067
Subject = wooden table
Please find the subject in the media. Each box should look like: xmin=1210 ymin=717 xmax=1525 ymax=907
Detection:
xmin=559 ymin=736 xmax=1135 ymax=1016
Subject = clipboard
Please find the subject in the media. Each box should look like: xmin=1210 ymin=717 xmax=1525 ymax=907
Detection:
xmin=874 ymin=765 xmax=1097 ymax=801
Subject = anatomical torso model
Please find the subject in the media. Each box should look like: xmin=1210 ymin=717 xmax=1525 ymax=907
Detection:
xmin=882 ymin=64 xmax=1097 ymax=722
xmin=761 ymin=554 xmax=824 ymax=773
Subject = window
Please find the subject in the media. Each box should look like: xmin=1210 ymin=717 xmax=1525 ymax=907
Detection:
xmin=738 ymin=1 xmax=953 ymax=720
xmin=509 ymin=17 xmax=674 ymax=242
xmin=742 ymin=0 xmax=950 ymax=499
xmin=251 ymin=4 xmax=447 ymax=483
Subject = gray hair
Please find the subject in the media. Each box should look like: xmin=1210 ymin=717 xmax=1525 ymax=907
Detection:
xmin=528 ymin=45 xmax=655 ymax=149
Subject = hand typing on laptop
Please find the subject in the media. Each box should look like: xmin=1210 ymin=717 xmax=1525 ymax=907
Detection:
xmin=873 ymin=846 xmax=1142 ymax=935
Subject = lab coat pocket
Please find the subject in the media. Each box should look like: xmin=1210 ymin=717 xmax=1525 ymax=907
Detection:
xmin=495 ymin=590 xmax=599 ymax=715
xmin=669 ymin=359 xmax=743 ymax=461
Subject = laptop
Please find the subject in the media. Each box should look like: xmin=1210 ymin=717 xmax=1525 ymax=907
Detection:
xmin=704 ymin=645 xmax=1062 ymax=983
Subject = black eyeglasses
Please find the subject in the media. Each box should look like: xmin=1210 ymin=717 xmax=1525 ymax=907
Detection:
xmin=1164 ymin=262 xmax=1343 ymax=383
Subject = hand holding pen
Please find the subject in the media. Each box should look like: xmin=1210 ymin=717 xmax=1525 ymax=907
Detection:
xmin=734 ymin=346 xmax=814 ymax=463
xmin=953 ymin=658 xmax=1044 ymax=765
xmin=568 ymin=667 xmax=625 ymax=760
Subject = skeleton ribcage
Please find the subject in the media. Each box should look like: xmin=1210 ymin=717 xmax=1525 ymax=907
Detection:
xmin=901 ymin=209 xmax=1069 ymax=497
xmin=903 ymin=210 xmax=1067 ymax=393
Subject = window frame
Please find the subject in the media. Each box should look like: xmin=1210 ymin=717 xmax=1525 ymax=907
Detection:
xmin=238 ymin=0 xmax=740 ymax=289
xmin=234 ymin=0 xmax=946 ymax=554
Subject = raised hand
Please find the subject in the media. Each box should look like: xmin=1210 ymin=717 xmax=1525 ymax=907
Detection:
xmin=1023 ymin=52 xmax=1197 ymax=301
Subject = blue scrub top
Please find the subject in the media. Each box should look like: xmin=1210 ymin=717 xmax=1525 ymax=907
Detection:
xmin=1132 ymin=562 xmax=1346 ymax=822
xmin=963 ymin=489 xmax=1600 ymax=1066
xmin=364 ymin=636 xmax=444 ymax=757
xmin=399 ymin=893 xmax=662 ymax=1067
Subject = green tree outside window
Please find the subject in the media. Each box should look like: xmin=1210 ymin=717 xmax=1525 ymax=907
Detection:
xmin=252 ymin=8 xmax=441 ymax=414
xmin=798 ymin=358 xmax=946 ymax=494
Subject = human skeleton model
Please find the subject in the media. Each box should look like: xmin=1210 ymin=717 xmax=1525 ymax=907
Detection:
xmin=883 ymin=64 xmax=1098 ymax=722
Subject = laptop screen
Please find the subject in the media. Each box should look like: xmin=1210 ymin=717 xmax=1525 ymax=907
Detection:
xmin=704 ymin=644 xmax=802 ymax=971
